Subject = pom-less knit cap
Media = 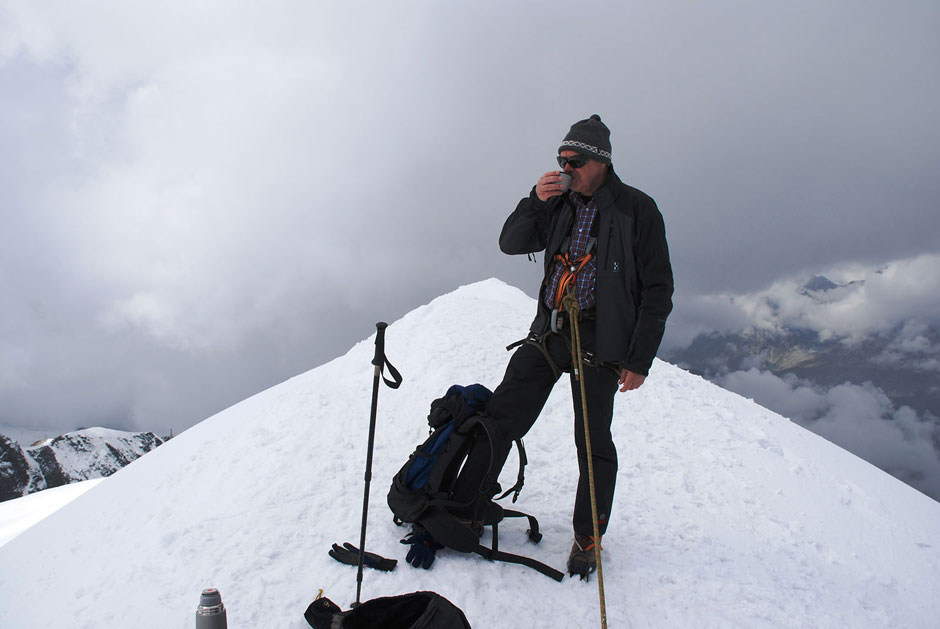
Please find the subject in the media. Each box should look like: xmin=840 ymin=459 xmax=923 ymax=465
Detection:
xmin=558 ymin=114 xmax=612 ymax=164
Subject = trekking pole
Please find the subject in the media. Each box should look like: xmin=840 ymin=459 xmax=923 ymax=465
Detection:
xmin=342 ymin=322 xmax=402 ymax=606
xmin=561 ymin=291 xmax=608 ymax=629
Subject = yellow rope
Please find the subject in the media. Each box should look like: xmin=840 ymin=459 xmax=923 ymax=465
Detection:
xmin=560 ymin=290 xmax=607 ymax=629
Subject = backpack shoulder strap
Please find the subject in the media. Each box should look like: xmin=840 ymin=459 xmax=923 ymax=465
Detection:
xmin=494 ymin=438 xmax=527 ymax=503
xmin=477 ymin=515 xmax=563 ymax=581
xmin=421 ymin=507 xmax=564 ymax=582
xmin=475 ymin=545 xmax=564 ymax=582
xmin=463 ymin=414 xmax=527 ymax=503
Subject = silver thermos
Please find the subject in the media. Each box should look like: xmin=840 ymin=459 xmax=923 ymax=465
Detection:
xmin=195 ymin=588 xmax=227 ymax=628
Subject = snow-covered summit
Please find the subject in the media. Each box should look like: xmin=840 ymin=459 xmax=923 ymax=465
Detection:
xmin=0 ymin=279 xmax=938 ymax=628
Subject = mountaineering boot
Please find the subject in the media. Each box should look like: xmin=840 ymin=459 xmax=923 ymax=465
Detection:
xmin=567 ymin=532 xmax=601 ymax=581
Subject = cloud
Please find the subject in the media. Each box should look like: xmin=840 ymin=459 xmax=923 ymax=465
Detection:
xmin=719 ymin=368 xmax=940 ymax=500
xmin=718 ymin=369 xmax=828 ymax=421
xmin=2 ymin=2 xmax=939 ymax=438
xmin=665 ymin=253 xmax=940 ymax=351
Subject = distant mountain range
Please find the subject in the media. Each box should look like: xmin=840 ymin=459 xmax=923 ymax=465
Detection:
xmin=664 ymin=323 xmax=940 ymax=421
xmin=0 ymin=428 xmax=167 ymax=502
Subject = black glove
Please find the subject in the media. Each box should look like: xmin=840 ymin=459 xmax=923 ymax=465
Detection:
xmin=329 ymin=542 xmax=397 ymax=572
xmin=400 ymin=527 xmax=444 ymax=569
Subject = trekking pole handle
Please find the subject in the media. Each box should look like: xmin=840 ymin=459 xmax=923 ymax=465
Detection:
xmin=371 ymin=322 xmax=403 ymax=389
xmin=372 ymin=322 xmax=388 ymax=369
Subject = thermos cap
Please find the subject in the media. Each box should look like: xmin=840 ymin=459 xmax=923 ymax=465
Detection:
xmin=198 ymin=588 xmax=224 ymax=613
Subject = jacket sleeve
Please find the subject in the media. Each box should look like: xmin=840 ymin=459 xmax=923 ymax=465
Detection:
xmin=624 ymin=199 xmax=674 ymax=376
xmin=499 ymin=187 xmax=551 ymax=255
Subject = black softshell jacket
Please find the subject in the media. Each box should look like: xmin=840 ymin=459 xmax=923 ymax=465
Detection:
xmin=499 ymin=168 xmax=674 ymax=376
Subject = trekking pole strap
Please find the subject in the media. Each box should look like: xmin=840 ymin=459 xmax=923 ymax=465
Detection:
xmin=373 ymin=322 xmax=403 ymax=389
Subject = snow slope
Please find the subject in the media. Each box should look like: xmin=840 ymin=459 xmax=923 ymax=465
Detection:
xmin=0 ymin=279 xmax=938 ymax=628
xmin=0 ymin=478 xmax=104 ymax=547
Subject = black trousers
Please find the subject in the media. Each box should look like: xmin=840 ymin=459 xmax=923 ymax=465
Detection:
xmin=454 ymin=319 xmax=621 ymax=537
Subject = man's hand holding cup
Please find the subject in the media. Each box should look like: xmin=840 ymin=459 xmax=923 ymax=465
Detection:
xmin=536 ymin=171 xmax=572 ymax=201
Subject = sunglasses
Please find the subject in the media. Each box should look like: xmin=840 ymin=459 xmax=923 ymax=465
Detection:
xmin=557 ymin=154 xmax=589 ymax=169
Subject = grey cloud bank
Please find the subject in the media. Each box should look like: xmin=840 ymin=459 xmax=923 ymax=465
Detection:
xmin=1 ymin=2 xmax=939 ymax=439
xmin=718 ymin=369 xmax=940 ymax=501
xmin=664 ymin=253 xmax=940 ymax=349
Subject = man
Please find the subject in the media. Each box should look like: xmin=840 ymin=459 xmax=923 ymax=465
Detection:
xmin=490 ymin=114 xmax=674 ymax=577
xmin=405 ymin=115 xmax=673 ymax=578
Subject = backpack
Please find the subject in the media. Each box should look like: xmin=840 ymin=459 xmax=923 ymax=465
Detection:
xmin=386 ymin=384 xmax=564 ymax=581
xmin=305 ymin=591 xmax=471 ymax=629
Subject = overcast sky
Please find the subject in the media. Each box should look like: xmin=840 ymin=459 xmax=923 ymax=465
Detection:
xmin=2 ymin=2 xmax=939 ymax=437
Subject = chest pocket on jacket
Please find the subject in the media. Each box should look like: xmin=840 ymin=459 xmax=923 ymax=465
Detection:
xmin=600 ymin=217 xmax=629 ymax=274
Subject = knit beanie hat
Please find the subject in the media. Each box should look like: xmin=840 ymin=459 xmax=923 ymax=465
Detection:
xmin=558 ymin=114 xmax=612 ymax=164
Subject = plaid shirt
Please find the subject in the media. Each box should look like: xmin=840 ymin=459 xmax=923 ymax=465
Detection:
xmin=544 ymin=192 xmax=598 ymax=311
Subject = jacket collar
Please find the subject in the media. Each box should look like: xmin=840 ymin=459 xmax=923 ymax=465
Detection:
xmin=592 ymin=166 xmax=621 ymax=210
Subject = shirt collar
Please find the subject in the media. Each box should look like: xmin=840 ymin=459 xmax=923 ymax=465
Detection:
xmin=571 ymin=191 xmax=595 ymax=207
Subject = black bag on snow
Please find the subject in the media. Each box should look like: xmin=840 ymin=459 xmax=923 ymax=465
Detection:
xmin=387 ymin=384 xmax=564 ymax=581
xmin=305 ymin=591 xmax=471 ymax=629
